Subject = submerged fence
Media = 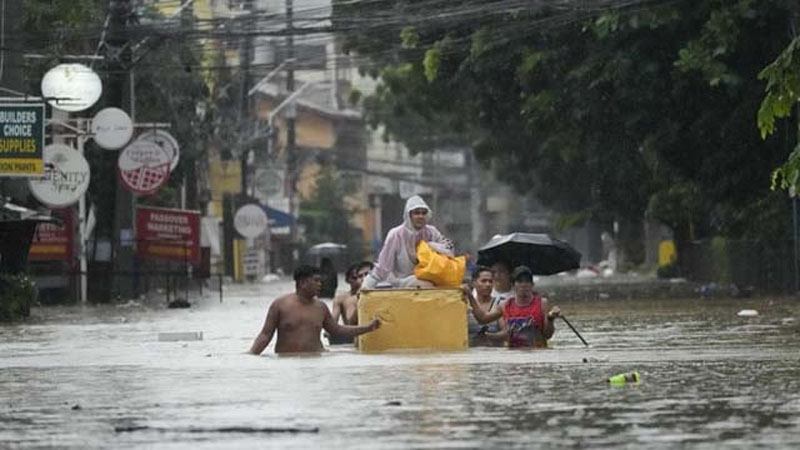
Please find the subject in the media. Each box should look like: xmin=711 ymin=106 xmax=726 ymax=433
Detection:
xmin=680 ymin=239 xmax=796 ymax=294
xmin=29 ymin=238 xmax=221 ymax=305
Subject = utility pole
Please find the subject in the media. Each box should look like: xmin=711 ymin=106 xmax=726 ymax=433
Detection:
xmin=181 ymin=0 xmax=197 ymax=210
xmin=792 ymin=2 xmax=800 ymax=292
xmin=223 ymin=0 xmax=254 ymax=279
xmin=239 ymin=0 xmax=253 ymax=195
xmin=109 ymin=0 xmax=135 ymax=301
xmin=286 ymin=0 xmax=298 ymax=269
xmin=782 ymin=0 xmax=800 ymax=291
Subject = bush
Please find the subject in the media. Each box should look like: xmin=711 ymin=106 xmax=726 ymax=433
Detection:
xmin=0 ymin=272 xmax=37 ymax=321
xmin=710 ymin=236 xmax=730 ymax=283
xmin=657 ymin=261 xmax=680 ymax=279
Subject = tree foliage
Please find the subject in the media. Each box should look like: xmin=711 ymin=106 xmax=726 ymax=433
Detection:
xmin=334 ymin=0 xmax=796 ymax=246
xmin=299 ymin=165 xmax=366 ymax=262
xmin=758 ymin=37 xmax=800 ymax=191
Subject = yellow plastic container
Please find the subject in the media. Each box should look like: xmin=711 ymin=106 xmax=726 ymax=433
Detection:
xmin=357 ymin=288 xmax=468 ymax=353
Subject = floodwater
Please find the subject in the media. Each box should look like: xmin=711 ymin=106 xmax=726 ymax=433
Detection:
xmin=1 ymin=280 xmax=799 ymax=449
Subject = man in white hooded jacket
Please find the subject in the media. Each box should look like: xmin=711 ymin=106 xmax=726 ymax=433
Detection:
xmin=362 ymin=195 xmax=454 ymax=289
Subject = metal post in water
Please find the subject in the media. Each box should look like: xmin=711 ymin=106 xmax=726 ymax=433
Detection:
xmin=166 ymin=272 xmax=171 ymax=304
xmin=794 ymin=195 xmax=799 ymax=292
xmin=184 ymin=241 xmax=189 ymax=303
xmin=78 ymin=131 xmax=88 ymax=303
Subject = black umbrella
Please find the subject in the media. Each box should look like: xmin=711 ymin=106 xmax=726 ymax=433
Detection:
xmin=476 ymin=233 xmax=581 ymax=275
xmin=306 ymin=242 xmax=347 ymax=256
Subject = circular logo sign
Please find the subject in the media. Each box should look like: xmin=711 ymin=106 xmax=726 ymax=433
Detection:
xmin=234 ymin=204 xmax=268 ymax=238
xmin=91 ymin=107 xmax=133 ymax=150
xmin=118 ymin=140 xmax=171 ymax=195
xmin=41 ymin=63 xmax=102 ymax=112
xmin=136 ymin=129 xmax=179 ymax=172
xmin=28 ymin=144 xmax=90 ymax=207
xmin=255 ymin=169 xmax=283 ymax=197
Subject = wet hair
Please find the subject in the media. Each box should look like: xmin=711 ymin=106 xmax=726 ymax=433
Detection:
xmin=511 ymin=265 xmax=534 ymax=283
xmin=293 ymin=265 xmax=321 ymax=283
xmin=471 ymin=265 xmax=493 ymax=281
xmin=345 ymin=263 xmax=360 ymax=279
xmin=346 ymin=261 xmax=374 ymax=280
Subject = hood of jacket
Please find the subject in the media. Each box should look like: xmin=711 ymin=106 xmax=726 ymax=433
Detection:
xmin=402 ymin=195 xmax=431 ymax=232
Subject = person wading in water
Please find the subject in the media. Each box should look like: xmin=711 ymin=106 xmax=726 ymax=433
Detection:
xmin=327 ymin=261 xmax=373 ymax=345
xmin=249 ymin=265 xmax=380 ymax=355
xmin=464 ymin=265 xmax=561 ymax=348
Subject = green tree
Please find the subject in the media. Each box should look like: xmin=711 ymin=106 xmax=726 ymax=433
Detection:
xmin=334 ymin=0 xmax=796 ymax=260
xmin=299 ymin=165 xmax=366 ymax=262
xmin=758 ymin=35 xmax=800 ymax=191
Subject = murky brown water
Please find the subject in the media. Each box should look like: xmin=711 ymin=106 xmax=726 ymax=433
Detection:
xmin=1 ymin=280 xmax=799 ymax=449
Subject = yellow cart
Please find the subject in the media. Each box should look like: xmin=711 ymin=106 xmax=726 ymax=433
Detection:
xmin=357 ymin=287 xmax=468 ymax=353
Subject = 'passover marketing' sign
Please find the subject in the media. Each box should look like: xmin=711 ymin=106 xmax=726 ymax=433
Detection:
xmin=135 ymin=206 xmax=200 ymax=263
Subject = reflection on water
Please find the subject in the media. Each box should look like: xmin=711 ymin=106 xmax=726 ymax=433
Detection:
xmin=1 ymin=282 xmax=799 ymax=449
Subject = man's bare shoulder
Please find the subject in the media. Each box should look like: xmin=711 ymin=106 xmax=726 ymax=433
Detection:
xmin=315 ymin=298 xmax=331 ymax=311
xmin=270 ymin=293 xmax=297 ymax=308
xmin=332 ymin=291 xmax=349 ymax=305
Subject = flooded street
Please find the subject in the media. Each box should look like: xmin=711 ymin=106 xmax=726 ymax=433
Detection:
xmin=2 ymin=280 xmax=799 ymax=449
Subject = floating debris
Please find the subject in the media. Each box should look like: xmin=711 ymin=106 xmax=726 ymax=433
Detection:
xmin=158 ymin=331 xmax=203 ymax=342
xmin=737 ymin=309 xmax=758 ymax=317
xmin=167 ymin=299 xmax=191 ymax=309
xmin=114 ymin=425 xmax=319 ymax=434
xmin=608 ymin=371 xmax=640 ymax=385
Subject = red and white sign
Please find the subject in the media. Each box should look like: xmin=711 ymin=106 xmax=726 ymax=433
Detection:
xmin=135 ymin=206 xmax=200 ymax=263
xmin=136 ymin=129 xmax=180 ymax=172
xmin=118 ymin=140 xmax=171 ymax=195
xmin=29 ymin=208 xmax=74 ymax=261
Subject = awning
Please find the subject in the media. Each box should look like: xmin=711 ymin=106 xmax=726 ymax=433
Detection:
xmin=262 ymin=205 xmax=293 ymax=228
xmin=1 ymin=201 xmax=60 ymax=225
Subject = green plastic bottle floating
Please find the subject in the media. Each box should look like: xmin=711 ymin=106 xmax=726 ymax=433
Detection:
xmin=608 ymin=371 xmax=641 ymax=385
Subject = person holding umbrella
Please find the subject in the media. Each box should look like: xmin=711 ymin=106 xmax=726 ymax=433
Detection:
xmin=463 ymin=265 xmax=561 ymax=348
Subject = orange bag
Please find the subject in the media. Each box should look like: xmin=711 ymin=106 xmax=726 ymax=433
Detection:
xmin=414 ymin=240 xmax=467 ymax=287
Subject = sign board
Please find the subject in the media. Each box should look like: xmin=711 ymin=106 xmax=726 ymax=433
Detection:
xmin=234 ymin=204 xmax=268 ymax=238
xmin=0 ymin=104 xmax=45 ymax=176
xmin=40 ymin=63 xmax=102 ymax=112
xmin=118 ymin=139 xmax=171 ymax=195
xmin=29 ymin=208 xmax=74 ymax=261
xmin=136 ymin=129 xmax=179 ymax=172
xmin=255 ymin=168 xmax=283 ymax=198
xmin=135 ymin=206 xmax=201 ymax=263
xmin=28 ymin=144 xmax=90 ymax=207
xmin=91 ymin=107 xmax=133 ymax=150
xmin=243 ymin=248 xmax=263 ymax=277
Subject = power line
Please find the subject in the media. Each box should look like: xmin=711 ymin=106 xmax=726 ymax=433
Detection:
xmin=15 ymin=0 xmax=678 ymax=67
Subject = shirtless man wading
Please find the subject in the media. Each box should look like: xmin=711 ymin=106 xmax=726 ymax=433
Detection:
xmin=249 ymin=265 xmax=381 ymax=355
xmin=331 ymin=262 xmax=373 ymax=326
